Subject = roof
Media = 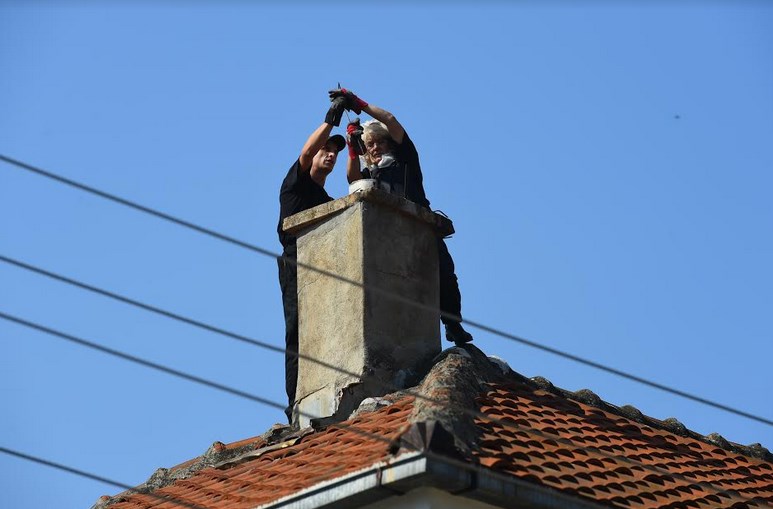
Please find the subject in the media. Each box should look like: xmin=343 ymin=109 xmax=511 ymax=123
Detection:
xmin=94 ymin=345 xmax=773 ymax=509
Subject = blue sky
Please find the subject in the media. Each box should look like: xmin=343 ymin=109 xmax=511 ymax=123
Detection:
xmin=1 ymin=2 xmax=772 ymax=508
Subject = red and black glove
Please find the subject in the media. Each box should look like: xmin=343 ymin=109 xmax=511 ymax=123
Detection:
xmin=346 ymin=118 xmax=366 ymax=159
xmin=329 ymin=88 xmax=368 ymax=115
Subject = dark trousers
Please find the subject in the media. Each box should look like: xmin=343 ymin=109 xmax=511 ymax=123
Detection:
xmin=438 ymin=238 xmax=463 ymax=325
xmin=278 ymin=246 xmax=298 ymax=424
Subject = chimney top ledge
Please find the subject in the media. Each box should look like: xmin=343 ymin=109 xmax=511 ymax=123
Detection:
xmin=282 ymin=188 xmax=454 ymax=237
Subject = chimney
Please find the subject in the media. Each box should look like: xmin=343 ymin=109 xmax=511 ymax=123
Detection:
xmin=282 ymin=187 xmax=453 ymax=428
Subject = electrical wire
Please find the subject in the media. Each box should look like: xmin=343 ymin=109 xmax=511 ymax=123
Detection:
xmin=4 ymin=252 xmax=771 ymax=497
xmin=0 ymin=311 xmax=286 ymax=411
xmin=0 ymin=446 xmax=209 ymax=509
xmin=0 ymin=253 xmax=425 ymax=411
xmin=1 ymin=154 xmax=763 ymax=423
xmin=1 ymin=311 xmax=765 ymax=509
xmin=2 ymin=153 xmax=772 ymax=426
xmin=1 ymin=251 xmax=771 ymax=428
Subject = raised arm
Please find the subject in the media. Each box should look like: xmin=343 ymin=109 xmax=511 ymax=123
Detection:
xmin=329 ymin=88 xmax=405 ymax=145
xmin=362 ymin=103 xmax=404 ymax=145
xmin=345 ymin=119 xmax=365 ymax=183
xmin=299 ymin=98 xmax=346 ymax=171
xmin=299 ymin=122 xmax=333 ymax=172
xmin=346 ymin=142 xmax=362 ymax=184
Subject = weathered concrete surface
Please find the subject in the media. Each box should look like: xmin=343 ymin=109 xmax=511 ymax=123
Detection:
xmin=285 ymin=188 xmax=452 ymax=428
xmin=283 ymin=187 xmax=454 ymax=238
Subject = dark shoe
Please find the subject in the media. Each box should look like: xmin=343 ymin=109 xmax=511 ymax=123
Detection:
xmin=445 ymin=322 xmax=473 ymax=345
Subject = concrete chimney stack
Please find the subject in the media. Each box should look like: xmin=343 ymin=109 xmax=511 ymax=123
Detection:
xmin=282 ymin=188 xmax=453 ymax=428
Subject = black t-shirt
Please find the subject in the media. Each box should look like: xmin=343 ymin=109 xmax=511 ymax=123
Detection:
xmin=363 ymin=133 xmax=430 ymax=209
xmin=277 ymin=159 xmax=333 ymax=250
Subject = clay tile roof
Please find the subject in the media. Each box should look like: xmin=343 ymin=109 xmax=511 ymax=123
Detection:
xmin=474 ymin=380 xmax=773 ymax=508
xmin=95 ymin=346 xmax=773 ymax=509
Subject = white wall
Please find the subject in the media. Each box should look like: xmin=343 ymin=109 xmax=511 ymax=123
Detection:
xmin=360 ymin=487 xmax=504 ymax=509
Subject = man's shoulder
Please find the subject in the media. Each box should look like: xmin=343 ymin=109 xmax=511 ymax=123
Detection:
xmin=280 ymin=159 xmax=304 ymax=190
xmin=286 ymin=158 xmax=303 ymax=177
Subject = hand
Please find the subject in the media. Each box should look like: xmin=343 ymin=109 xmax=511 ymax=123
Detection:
xmin=325 ymin=96 xmax=346 ymax=127
xmin=346 ymin=118 xmax=365 ymax=158
xmin=346 ymin=118 xmax=362 ymax=136
xmin=329 ymin=88 xmax=368 ymax=115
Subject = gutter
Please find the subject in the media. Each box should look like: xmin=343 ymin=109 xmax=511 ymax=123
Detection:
xmin=257 ymin=451 xmax=607 ymax=509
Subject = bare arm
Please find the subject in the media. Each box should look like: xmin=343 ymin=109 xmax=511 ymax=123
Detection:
xmin=346 ymin=151 xmax=361 ymax=184
xmin=299 ymin=122 xmax=334 ymax=172
xmin=363 ymin=104 xmax=405 ymax=145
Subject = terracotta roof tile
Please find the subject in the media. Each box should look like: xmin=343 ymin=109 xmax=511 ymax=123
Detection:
xmin=471 ymin=379 xmax=773 ymax=508
xmin=96 ymin=350 xmax=773 ymax=509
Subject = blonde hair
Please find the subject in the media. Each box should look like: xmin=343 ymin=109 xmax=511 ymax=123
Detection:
xmin=361 ymin=120 xmax=395 ymax=167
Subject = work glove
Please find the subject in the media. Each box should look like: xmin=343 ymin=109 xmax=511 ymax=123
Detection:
xmin=329 ymin=88 xmax=368 ymax=115
xmin=325 ymin=96 xmax=346 ymax=127
xmin=346 ymin=118 xmax=366 ymax=159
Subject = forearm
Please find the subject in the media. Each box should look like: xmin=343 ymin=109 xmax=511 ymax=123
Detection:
xmin=346 ymin=154 xmax=362 ymax=184
xmin=299 ymin=122 xmax=333 ymax=171
xmin=363 ymin=104 xmax=404 ymax=144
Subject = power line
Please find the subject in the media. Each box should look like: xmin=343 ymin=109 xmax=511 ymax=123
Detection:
xmin=0 ymin=154 xmax=752 ymax=418
xmin=0 ymin=155 xmax=276 ymax=257
xmin=0 ymin=311 xmax=285 ymax=411
xmin=4 ymin=254 xmax=771 ymax=495
xmin=0 ymin=254 xmax=288 ymax=362
xmin=1 ymin=312 xmax=763 ymax=509
xmin=2 ymin=251 xmax=771 ymax=427
xmin=0 ymin=155 xmax=459 ymax=322
xmin=0 ymin=253 xmax=404 ymax=408
xmin=3 ymin=154 xmax=772 ymax=427
xmin=0 ymin=446 xmax=210 ymax=509
xmin=0 ymin=313 xmax=578 ymax=507
xmin=14 ymin=253 xmax=750 ymax=446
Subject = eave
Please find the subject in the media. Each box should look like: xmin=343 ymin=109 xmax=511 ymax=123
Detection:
xmin=259 ymin=450 xmax=607 ymax=509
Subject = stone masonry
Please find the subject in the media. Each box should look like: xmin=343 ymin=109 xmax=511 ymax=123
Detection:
xmin=282 ymin=187 xmax=453 ymax=428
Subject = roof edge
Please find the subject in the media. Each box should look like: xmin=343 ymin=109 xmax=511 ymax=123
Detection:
xmin=257 ymin=451 xmax=608 ymax=509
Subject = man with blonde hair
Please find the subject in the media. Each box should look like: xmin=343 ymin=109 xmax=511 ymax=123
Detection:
xmin=330 ymin=87 xmax=473 ymax=345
